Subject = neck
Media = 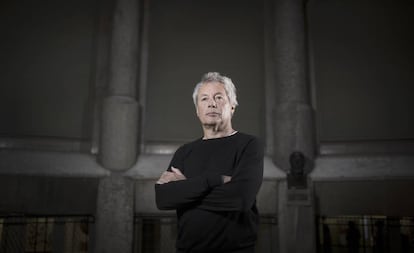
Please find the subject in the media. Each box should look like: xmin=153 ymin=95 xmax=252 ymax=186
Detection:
xmin=202 ymin=125 xmax=236 ymax=140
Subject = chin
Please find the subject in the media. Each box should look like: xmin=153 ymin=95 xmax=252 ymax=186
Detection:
xmin=203 ymin=122 xmax=218 ymax=126
xmin=202 ymin=121 xmax=220 ymax=127
xmin=202 ymin=118 xmax=219 ymax=124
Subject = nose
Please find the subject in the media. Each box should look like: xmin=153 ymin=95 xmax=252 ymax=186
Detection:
xmin=208 ymin=98 xmax=217 ymax=108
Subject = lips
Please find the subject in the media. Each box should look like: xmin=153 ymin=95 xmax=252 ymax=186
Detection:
xmin=206 ymin=112 xmax=220 ymax=116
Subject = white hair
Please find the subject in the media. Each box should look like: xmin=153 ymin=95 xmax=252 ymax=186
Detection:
xmin=192 ymin=72 xmax=238 ymax=107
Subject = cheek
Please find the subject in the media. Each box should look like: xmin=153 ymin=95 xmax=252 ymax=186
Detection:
xmin=224 ymin=106 xmax=233 ymax=117
xmin=196 ymin=106 xmax=204 ymax=118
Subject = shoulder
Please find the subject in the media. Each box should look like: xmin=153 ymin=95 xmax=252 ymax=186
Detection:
xmin=174 ymin=138 xmax=202 ymax=156
xmin=234 ymin=132 xmax=261 ymax=145
xmin=235 ymin=132 xmax=256 ymax=140
xmin=234 ymin=132 xmax=264 ymax=154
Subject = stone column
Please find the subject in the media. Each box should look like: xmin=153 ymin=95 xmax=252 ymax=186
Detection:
xmin=277 ymin=181 xmax=316 ymax=253
xmin=94 ymin=174 xmax=135 ymax=253
xmin=271 ymin=0 xmax=316 ymax=252
xmin=100 ymin=96 xmax=139 ymax=170
xmin=95 ymin=0 xmax=140 ymax=252
xmin=272 ymin=0 xmax=315 ymax=172
xmin=99 ymin=0 xmax=140 ymax=170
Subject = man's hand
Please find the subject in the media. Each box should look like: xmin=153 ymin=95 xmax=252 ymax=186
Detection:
xmin=156 ymin=167 xmax=187 ymax=184
xmin=222 ymin=175 xmax=232 ymax=184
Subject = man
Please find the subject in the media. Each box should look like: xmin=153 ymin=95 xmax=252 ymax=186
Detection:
xmin=155 ymin=72 xmax=264 ymax=253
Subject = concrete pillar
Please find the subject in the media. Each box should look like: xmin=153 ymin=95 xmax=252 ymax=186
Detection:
xmin=272 ymin=0 xmax=315 ymax=172
xmin=99 ymin=0 xmax=140 ymax=171
xmin=100 ymin=96 xmax=139 ymax=170
xmin=108 ymin=0 xmax=140 ymax=97
xmin=94 ymin=174 xmax=134 ymax=253
xmin=95 ymin=0 xmax=140 ymax=252
xmin=278 ymin=181 xmax=316 ymax=253
xmin=271 ymin=0 xmax=316 ymax=253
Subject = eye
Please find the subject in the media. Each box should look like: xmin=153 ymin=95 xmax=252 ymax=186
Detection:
xmin=200 ymin=97 xmax=208 ymax=101
xmin=215 ymin=95 xmax=223 ymax=100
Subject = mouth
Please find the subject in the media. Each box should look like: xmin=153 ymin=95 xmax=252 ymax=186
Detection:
xmin=206 ymin=112 xmax=220 ymax=117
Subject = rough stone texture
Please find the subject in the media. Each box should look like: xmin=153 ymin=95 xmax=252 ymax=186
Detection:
xmin=94 ymin=174 xmax=134 ymax=253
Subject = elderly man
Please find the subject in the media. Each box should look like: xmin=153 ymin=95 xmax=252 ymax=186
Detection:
xmin=155 ymin=72 xmax=264 ymax=253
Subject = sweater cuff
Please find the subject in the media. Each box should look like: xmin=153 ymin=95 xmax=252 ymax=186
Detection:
xmin=206 ymin=174 xmax=223 ymax=188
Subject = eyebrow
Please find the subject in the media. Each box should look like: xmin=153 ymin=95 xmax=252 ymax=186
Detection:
xmin=199 ymin=92 xmax=225 ymax=97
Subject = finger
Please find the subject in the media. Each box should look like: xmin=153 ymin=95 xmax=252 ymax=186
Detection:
xmin=171 ymin=167 xmax=184 ymax=176
xmin=222 ymin=175 xmax=232 ymax=184
xmin=156 ymin=177 xmax=167 ymax=184
xmin=171 ymin=168 xmax=186 ymax=180
xmin=158 ymin=172 xmax=174 ymax=183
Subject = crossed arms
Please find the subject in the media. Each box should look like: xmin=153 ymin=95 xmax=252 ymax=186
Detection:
xmin=154 ymin=138 xmax=263 ymax=212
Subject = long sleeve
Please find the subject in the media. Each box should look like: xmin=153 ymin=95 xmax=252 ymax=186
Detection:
xmin=155 ymin=143 xmax=224 ymax=210
xmin=155 ymin=174 xmax=222 ymax=210
xmin=197 ymin=137 xmax=263 ymax=212
xmin=154 ymin=134 xmax=263 ymax=212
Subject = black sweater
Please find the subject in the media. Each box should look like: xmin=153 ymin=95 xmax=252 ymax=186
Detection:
xmin=155 ymin=132 xmax=264 ymax=253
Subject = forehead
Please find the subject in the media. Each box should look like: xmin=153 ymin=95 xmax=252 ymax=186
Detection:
xmin=198 ymin=82 xmax=226 ymax=95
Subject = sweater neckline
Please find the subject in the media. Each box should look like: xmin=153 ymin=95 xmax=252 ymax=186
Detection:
xmin=201 ymin=131 xmax=239 ymax=141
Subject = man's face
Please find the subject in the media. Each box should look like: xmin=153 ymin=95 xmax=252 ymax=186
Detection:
xmin=196 ymin=82 xmax=235 ymax=129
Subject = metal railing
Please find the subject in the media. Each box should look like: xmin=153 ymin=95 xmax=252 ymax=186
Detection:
xmin=316 ymin=215 xmax=414 ymax=253
xmin=0 ymin=214 xmax=94 ymax=253
xmin=133 ymin=213 xmax=278 ymax=253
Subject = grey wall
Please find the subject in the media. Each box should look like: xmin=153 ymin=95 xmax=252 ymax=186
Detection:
xmin=4 ymin=0 xmax=412 ymax=145
xmin=0 ymin=1 xmax=98 ymax=140
xmin=308 ymin=0 xmax=414 ymax=142
xmin=144 ymin=0 xmax=265 ymax=143
xmin=315 ymin=180 xmax=414 ymax=217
